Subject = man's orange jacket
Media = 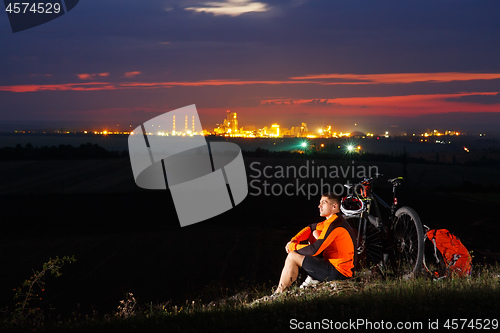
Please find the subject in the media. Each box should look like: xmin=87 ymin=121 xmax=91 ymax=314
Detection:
xmin=288 ymin=214 xmax=356 ymax=277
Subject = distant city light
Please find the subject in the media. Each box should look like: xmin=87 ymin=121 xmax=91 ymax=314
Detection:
xmin=295 ymin=139 xmax=312 ymax=153
xmin=344 ymin=140 xmax=361 ymax=154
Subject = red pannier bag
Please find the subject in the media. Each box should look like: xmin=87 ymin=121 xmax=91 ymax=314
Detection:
xmin=426 ymin=229 xmax=472 ymax=278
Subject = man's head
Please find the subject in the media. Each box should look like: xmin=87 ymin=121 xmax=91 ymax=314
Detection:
xmin=318 ymin=193 xmax=341 ymax=218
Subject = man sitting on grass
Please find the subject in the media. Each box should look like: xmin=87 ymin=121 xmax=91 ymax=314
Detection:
xmin=274 ymin=193 xmax=356 ymax=293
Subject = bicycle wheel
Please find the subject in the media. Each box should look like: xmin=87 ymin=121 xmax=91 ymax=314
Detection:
xmin=347 ymin=216 xmax=384 ymax=271
xmin=390 ymin=206 xmax=424 ymax=277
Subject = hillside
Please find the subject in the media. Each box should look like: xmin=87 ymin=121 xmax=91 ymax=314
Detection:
xmin=1 ymin=149 xmax=499 ymax=331
xmin=2 ymin=265 xmax=499 ymax=332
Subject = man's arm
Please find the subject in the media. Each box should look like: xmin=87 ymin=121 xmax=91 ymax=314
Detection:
xmin=294 ymin=219 xmax=339 ymax=256
xmin=288 ymin=223 xmax=317 ymax=252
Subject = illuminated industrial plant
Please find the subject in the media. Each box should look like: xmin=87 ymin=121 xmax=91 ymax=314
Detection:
xmin=80 ymin=112 xmax=468 ymax=142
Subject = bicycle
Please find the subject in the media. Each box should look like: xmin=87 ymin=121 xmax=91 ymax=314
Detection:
xmin=341 ymin=174 xmax=424 ymax=278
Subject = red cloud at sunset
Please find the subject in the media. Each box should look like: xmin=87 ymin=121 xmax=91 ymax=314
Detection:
xmin=1 ymin=73 xmax=499 ymax=119
xmin=77 ymin=73 xmax=110 ymax=80
xmin=118 ymin=79 xmax=310 ymax=88
xmin=290 ymin=72 xmax=500 ymax=84
xmin=4 ymin=71 xmax=500 ymax=93
xmin=1 ymin=78 xmax=306 ymax=92
xmin=262 ymin=92 xmax=499 ymax=106
xmin=123 ymin=71 xmax=141 ymax=78
xmin=0 ymin=82 xmax=116 ymax=93
xmin=259 ymin=92 xmax=500 ymax=117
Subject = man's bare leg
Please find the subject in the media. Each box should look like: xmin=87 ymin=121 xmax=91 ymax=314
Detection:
xmin=275 ymin=252 xmax=305 ymax=293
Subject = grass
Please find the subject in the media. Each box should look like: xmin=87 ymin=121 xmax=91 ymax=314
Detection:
xmin=2 ymin=264 xmax=499 ymax=332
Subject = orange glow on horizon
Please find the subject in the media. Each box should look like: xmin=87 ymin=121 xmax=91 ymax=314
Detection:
xmin=1 ymin=71 xmax=499 ymax=123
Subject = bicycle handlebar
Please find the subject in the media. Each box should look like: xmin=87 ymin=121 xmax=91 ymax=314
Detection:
xmin=345 ymin=174 xmax=404 ymax=189
xmin=359 ymin=173 xmax=383 ymax=185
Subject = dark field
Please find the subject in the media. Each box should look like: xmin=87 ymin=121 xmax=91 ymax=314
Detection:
xmin=1 ymin=154 xmax=500 ymax=320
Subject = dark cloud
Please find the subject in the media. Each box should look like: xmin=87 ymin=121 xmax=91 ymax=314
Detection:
xmin=302 ymin=99 xmax=337 ymax=107
xmin=3 ymin=0 xmax=500 ymax=82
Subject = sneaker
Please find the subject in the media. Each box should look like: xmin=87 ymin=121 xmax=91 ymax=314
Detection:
xmin=300 ymin=275 xmax=320 ymax=288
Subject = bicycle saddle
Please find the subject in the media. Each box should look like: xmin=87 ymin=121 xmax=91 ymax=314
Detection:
xmin=388 ymin=177 xmax=404 ymax=186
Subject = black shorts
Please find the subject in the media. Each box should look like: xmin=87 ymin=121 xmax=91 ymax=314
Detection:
xmin=302 ymin=256 xmax=348 ymax=281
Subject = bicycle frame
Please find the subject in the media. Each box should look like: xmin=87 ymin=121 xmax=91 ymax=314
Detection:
xmin=354 ymin=182 xmax=395 ymax=235
xmin=359 ymin=176 xmax=402 ymax=228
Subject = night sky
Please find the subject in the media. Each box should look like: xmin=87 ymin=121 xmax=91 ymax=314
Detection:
xmin=1 ymin=0 xmax=500 ymax=134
